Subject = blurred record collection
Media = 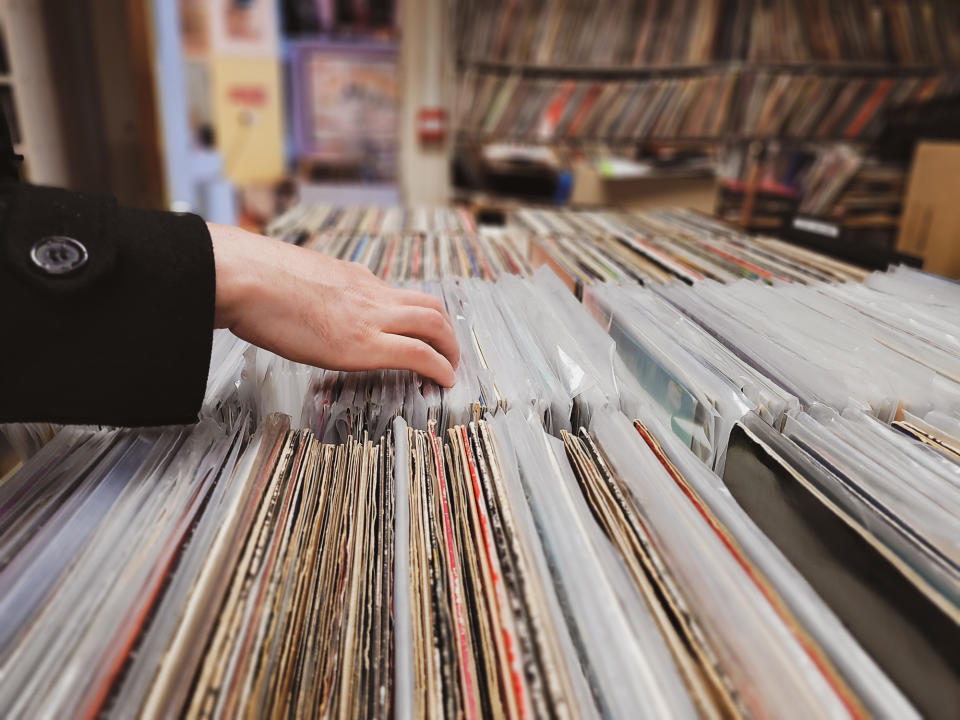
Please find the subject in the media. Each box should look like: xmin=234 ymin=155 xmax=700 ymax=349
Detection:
xmin=456 ymin=0 xmax=960 ymax=66
xmin=451 ymin=0 xmax=960 ymax=245
xmin=453 ymin=0 xmax=960 ymax=145
xmin=2 ymin=202 xmax=960 ymax=718
xmin=455 ymin=70 xmax=959 ymax=144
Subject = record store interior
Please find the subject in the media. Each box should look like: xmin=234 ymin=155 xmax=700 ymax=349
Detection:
xmin=5 ymin=0 xmax=960 ymax=717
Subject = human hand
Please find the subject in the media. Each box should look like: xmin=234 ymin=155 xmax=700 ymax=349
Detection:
xmin=209 ymin=223 xmax=459 ymax=387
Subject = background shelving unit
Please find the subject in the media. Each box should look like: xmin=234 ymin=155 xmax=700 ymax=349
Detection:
xmin=457 ymin=59 xmax=958 ymax=78
xmin=450 ymin=0 xmax=960 ymax=245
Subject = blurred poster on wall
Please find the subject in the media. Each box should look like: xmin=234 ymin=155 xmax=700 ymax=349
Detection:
xmin=210 ymin=0 xmax=279 ymax=57
xmin=179 ymin=0 xmax=210 ymax=59
xmin=198 ymin=0 xmax=285 ymax=184
xmin=211 ymin=56 xmax=285 ymax=183
xmin=290 ymin=41 xmax=398 ymax=179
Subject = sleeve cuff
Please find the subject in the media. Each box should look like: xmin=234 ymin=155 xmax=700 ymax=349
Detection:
xmin=0 ymin=186 xmax=216 ymax=426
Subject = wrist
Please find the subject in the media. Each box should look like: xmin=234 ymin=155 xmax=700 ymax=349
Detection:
xmin=209 ymin=222 xmax=253 ymax=329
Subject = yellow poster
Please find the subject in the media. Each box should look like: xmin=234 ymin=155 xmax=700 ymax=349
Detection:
xmin=210 ymin=56 xmax=285 ymax=184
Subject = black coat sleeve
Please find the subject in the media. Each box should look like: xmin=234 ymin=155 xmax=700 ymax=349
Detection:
xmin=0 ymin=184 xmax=216 ymax=426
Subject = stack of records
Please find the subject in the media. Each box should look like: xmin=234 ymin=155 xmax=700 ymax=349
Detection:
xmin=268 ymin=204 xmax=477 ymax=241
xmin=455 ymin=70 xmax=959 ymax=144
xmin=716 ymin=144 xmax=910 ymax=232
xmin=828 ymin=161 xmax=907 ymax=228
xmin=271 ymin=203 xmax=868 ymax=287
xmin=456 ymin=0 xmax=960 ymax=67
xmin=512 ymin=207 xmax=868 ymax=286
xmin=3 ymin=204 xmax=959 ymax=717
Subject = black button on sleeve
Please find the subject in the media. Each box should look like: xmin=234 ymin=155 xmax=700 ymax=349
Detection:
xmin=30 ymin=236 xmax=89 ymax=275
xmin=4 ymin=185 xmax=117 ymax=292
xmin=0 ymin=185 xmax=216 ymax=426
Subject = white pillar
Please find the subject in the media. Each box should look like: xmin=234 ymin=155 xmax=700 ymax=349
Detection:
xmin=398 ymin=0 xmax=452 ymax=205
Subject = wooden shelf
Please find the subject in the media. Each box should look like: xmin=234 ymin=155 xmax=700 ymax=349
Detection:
xmin=456 ymin=131 xmax=873 ymax=147
xmin=457 ymin=58 xmax=956 ymax=79
xmin=285 ymin=33 xmax=397 ymax=47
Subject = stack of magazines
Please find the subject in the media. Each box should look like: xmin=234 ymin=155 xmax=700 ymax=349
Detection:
xmin=2 ymin=204 xmax=958 ymax=718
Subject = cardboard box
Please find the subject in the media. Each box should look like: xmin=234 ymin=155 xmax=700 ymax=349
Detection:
xmin=898 ymin=142 xmax=960 ymax=279
xmin=569 ymin=159 xmax=717 ymax=212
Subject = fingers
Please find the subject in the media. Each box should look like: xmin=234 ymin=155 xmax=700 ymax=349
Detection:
xmin=335 ymin=268 xmax=461 ymax=383
xmin=377 ymin=334 xmax=457 ymax=388
xmin=382 ymin=305 xmax=461 ymax=371
xmin=389 ymin=287 xmax=448 ymax=316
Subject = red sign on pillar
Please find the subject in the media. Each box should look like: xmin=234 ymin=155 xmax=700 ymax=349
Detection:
xmin=416 ymin=108 xmax=448 ymax=144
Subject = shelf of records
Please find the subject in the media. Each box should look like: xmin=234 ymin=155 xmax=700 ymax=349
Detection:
xmin=3 ymin=204 xmax=960 ymax=718
xmin=716 ymin=143 xmax=909 ymax=232
xmin=455 ymin=68 xmax=960 ymax=145
xmin=455 ymin=0 xmax=960 ymax=68
xmin=459 ymin=59 xmax=960 ymax=79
